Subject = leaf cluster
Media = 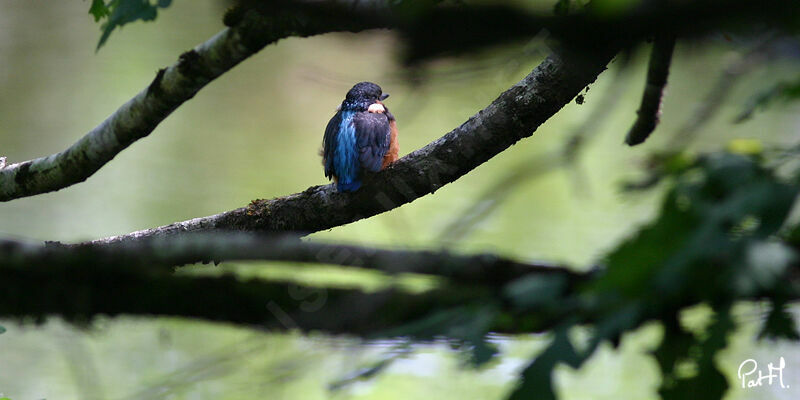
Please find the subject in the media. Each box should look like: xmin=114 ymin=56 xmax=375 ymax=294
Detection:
xmin=89 ymin=0 xmax=173 ymax=49
xmin=378 ymin=151 xmax=800 ymax=400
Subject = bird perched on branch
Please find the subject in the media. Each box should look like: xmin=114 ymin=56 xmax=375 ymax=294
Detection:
xmin=322 ymin=82 xmax=399 ymax=192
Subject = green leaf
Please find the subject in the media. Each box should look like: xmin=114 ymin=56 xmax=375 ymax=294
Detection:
xmin=554 ymin=0 xmax=572 ymax=15
xmin=782 ymin=223 xmax=800 ymax=245
xmin=94 ymin=0 xmax=174 ymax=50
xmin=446 ymin=306 xmax=500 ymax=367
xmin=0 ymin=325 xmax=5 ymax=334
xmin=466 ymin=335 xmax=499 ymax=367
xmin=587 ymin=303 xmax=642 ymax=350
xmin=597 ymin=152 xmax=798 ymax=305
xmin=759 ymin=301 xmax=800 ymax=341
xmin=508 ymin=326 xmax=585 ymax=400
xmin=589 ymin=0 xmax=641 ymax=17
xmin=653 ymin=317 xmax=695 ymax=378
xmin=657 ymin=307 xmax=733 ymax=400
xmin=554 ymin=0 xmax=593 ymax=15
xmin=89 ymin=0 xmax=110 ymax=22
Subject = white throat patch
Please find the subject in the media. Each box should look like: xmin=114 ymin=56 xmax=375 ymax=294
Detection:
xmin=368 ymin=103 xmax=386 ymax=113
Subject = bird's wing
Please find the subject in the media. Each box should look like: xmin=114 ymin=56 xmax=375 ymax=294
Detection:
xmin=322 ymin=111 xmax=343 ymax=179
xmin=353 ymin=111 xmax=391 ymax=173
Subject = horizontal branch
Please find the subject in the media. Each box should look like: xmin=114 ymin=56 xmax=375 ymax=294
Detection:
xmin=0 ymin=259 xmax=489 ymax=335
xmin=0 ymin=232 xmax=587 ymax=335
xmin=95 ymin=44 xmax=617 ymax=244
xmin=0 ymin=1 xmax=387 ymax=202
xmin=2 ymin=233 xmax=796 ymax=336
xmin=2 ymin=233 xmax=584 ymax=286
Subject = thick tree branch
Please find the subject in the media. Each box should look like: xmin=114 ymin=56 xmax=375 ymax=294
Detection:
xmin=1 ymin=233 xmax=583 ymax=286
xmin=0 ymin=2 xmax=387 ymax=202
xmin=95 ymin=45 xmax=618 ymax=244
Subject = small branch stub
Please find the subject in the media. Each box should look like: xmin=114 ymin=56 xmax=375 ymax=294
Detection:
xmin=625 ymin=34 xmax=677 ymax=146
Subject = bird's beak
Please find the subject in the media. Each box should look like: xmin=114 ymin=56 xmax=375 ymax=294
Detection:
xmin=380 ymin=93 xmax=390 ymax=101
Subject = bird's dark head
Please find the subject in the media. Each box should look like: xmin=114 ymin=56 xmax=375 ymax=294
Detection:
xmin=341 ymin=82 xmax=389 ymax=111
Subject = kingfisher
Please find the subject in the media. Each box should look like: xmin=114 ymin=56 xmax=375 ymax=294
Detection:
xmin=322 ymin=82 xmax=399 ymax=192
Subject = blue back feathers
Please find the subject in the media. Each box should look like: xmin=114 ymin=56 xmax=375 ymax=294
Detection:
xmin=332 ymin=111 xmax=360 ymax=192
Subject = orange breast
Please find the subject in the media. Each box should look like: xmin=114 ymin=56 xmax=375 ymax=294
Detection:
xmin=382 ymin=119 xmax=399 ymax=169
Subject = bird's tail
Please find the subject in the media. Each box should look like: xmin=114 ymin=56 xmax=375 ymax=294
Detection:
xmin=336 ymin=180 xmax=362 ymax=192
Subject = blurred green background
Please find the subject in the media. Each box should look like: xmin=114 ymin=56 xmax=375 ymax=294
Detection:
xmin=0 ymin=1 xmax=798 ymax=399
